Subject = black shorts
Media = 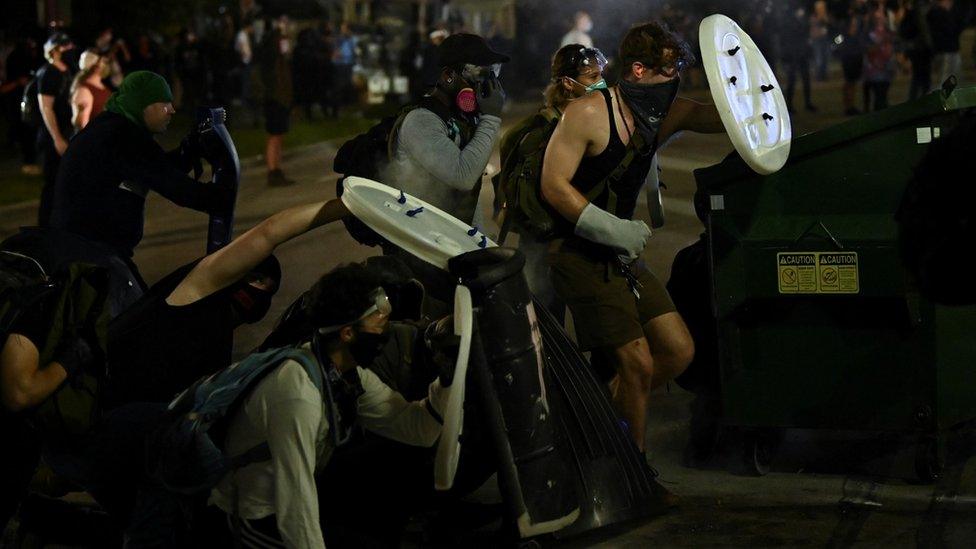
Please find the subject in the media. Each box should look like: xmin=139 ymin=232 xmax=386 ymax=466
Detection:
xmin=263 ymin=101 xmax=291 ymax=135
xmin=842 ymin=56 xmax=864 ymax=83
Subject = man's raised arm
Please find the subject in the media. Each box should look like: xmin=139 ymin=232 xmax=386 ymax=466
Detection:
xmin=169 ymin=199 xmax=349 ymax=304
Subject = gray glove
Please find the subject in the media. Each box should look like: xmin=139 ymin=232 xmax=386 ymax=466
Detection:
xmin=478 ymin=76 xmax=506 ymax=118
xmin=574 ymin=203 xmax=652 ymax=262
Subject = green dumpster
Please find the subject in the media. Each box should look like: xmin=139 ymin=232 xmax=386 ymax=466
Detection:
xmin=693 ymin=86 xmax=976 ymax=478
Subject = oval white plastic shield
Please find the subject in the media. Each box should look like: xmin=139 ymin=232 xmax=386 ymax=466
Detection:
xmin=341 ymin=176 xmax=497 ymax=270
xmin=699 ymin=14 xmax=791 ymax=175
xmin=434 ymin=284 xmax=473 ymax=491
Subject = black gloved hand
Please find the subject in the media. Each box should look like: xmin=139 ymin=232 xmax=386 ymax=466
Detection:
xmin=425 ymin=315 xmax=460 ymax=387
xmin=207 ymin=180 xmax=237 ymax=217
xmin=54 ymin=337 xmax=95 ymax=379
xmin=179 ymin=129 xmax=205 ymax=180
xmin=478 ymin=76 xmax=506 ymax=118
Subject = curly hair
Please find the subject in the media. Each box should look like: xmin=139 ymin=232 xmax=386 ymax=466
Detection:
xmin=618 ymin=21 xmax=694 ymax=75
xmin=305 ymin=263 xmax=383 ymax=333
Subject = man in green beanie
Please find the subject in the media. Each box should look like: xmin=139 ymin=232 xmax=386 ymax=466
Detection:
xmin=40 ymin=70 xmax=233 ymax=315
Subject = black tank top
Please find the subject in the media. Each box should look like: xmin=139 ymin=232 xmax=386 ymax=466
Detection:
xmin=570 ymin=87 xmax=656 ymax=222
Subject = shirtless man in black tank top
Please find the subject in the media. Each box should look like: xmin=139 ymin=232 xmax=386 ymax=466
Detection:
xmin=541 ymin=22 xmax=725 ymax=457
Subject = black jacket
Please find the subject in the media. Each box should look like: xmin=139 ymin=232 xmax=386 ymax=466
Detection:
xmin=49 ymin=111 xmax=229 ymax=257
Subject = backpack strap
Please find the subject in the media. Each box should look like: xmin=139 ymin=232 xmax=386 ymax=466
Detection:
xmin=224 ymin=346 xmax=325 ymax=470
xmin=582 ymin=89 xmax=650 ymax=216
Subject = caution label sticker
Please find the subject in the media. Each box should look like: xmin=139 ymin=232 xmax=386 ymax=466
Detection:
xmin=777 ymin=252 xmax=859 ymax=294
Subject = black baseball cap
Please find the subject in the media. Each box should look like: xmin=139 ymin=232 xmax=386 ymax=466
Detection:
xmin=438 ymin=33 xmax=510 ymax=68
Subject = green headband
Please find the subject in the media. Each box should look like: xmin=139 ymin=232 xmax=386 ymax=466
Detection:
xmin=105 ymin=71 xmax=173 ymax=128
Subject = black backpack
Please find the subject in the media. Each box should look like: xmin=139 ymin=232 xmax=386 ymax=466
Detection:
xmin=334 ymin=105 xmax=419 ymax=247
xmin=20 ymin=66 xmax=70 ymax=128
xmin=0 ymin=250 xmax=57 ymax=343
xmin=334 ymin=97 xmax=468 ymax=246
xmin=20 ymin=72 xmax=42 ymax=127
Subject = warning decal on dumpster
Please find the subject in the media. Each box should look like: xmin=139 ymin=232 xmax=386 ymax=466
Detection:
xmin=778 ymin=252 xmax=859 ymax=294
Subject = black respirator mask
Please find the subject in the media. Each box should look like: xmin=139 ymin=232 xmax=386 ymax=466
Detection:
xmin=448 ymin=63 xmax=502 ymax=114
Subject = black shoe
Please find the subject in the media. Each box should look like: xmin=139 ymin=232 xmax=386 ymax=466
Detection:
xmin=267 ymin=169 xmax=296 ymax=187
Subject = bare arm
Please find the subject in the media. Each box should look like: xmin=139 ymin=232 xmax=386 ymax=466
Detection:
xmin=0 ymin=334 xmax=68 ymax=412
xmin=71 ymin=87 xmax=93 ymax=131
xmin=657 ymin=98 xmax=725 ymax=146
xmin=39 ymin=94 xmax=68 ymax=154
xmin=540 ymin=98 xmax=602 ymax=224
xmin=167 ymin=199 xmax=349 ymax=305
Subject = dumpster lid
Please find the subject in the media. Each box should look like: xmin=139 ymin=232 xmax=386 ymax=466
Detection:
xmin=340 ymin=176 xmax=497 ymax=270
xmin=699 ymin=14 xmax=791 ymax=175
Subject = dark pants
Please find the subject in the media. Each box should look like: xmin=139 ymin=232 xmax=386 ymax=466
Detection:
xmin=864 ymin=81 xmax=891 ymax=112
xmin=784 ymin=54 xmax=813 ymax=109
xmin=37 ymin=135 xmax=61 ymax=227
xmin=909 ymin=50 xmax=933 ymax=101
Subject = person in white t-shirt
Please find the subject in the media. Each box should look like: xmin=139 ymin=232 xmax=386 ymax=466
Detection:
xmin=207 ymin=263 xmax=450 ymax=548
xmin=561 ymin=11 xmax=594 ymax=48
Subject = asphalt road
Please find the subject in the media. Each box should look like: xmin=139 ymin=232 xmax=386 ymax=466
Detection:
xmin=4 ymin=71 xmax=976 ymax=547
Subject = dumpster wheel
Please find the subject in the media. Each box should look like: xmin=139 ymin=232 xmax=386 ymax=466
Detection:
xmin=914 ymin=437 xmax=945 ymax=483
xmin=742 ymin=431 xmax=776 ymax=476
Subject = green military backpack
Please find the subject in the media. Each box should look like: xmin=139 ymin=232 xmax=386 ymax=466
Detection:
xmin=494 ymin=107 xmax=648 ymax=243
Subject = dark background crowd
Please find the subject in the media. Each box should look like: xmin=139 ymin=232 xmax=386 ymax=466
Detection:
xmin=2 ymin=0 xmax=976 ymax=183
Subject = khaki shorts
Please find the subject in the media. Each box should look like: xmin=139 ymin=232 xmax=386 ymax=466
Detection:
xmin=548 ymin=248 xmax=676 ymax=352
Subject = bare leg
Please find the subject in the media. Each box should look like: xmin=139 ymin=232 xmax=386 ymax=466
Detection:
xmin=609 ymin=337 xmax=655 ymax=451
xmin=265 ymin=134 xmax=283 ymax=171
xmin=643 ymin=311 xmax=695 ymax=392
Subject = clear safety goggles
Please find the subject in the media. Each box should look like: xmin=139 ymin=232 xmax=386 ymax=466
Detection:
xmin=317 ymin=286 xmax=392 ymax=334
xmin=556 ymin=46 xmax=608 ymax=80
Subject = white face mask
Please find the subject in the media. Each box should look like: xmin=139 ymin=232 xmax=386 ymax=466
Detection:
xmin=580 ymin=19 xmax=593 ymax=33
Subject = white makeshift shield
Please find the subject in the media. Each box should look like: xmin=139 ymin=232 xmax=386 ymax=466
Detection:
xmin=434 ymin=284 xmax=474 ymax=491
xmin=340 ymin=176 xmax=497 ymax=270
xmin=699 ymin=14 xmax=791 ymax=175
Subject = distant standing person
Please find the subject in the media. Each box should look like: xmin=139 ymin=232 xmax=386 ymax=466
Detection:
xmin=333 ymin=21 xmax=357 ymax=109
xmin=0 ymin=35 xmax=39 ymax=174
xmin=809 ymin=0 xmax=832 ymax=81
xmin=927 ymin=0 xmax=964 ymax=87
xmin=863 ymin=6 xmax=896 ymax=111
xmin=260 ymin=15 xmax=296 ymax=187
xmin=900 ymin=0 xmax=934 ymax=100
xmin=35 ymin=32 xmax=74 ymax=227
xmin=561 ymin=11 xmax=595 ymax=48
xmin=782 ymin=3 xmax=817 ymax=113
xmin=70 ymin=50 xmax=111 ymax=132
xmin=839 ymin=0 xmax=869 ymax=116
xmin=175 ymin=29 xmax=207 ymax=113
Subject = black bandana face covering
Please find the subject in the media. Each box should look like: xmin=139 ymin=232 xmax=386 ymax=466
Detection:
xmin=618 ymin=77 xmax=681 ymax=142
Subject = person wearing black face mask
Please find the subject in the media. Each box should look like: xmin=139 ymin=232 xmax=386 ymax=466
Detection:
xmin=104 ymin=198 xmax=350 ymax=409
xmin=540 ymin=21 xmax=725 ymax=469
xmin=205 ymin=263 xmax=450 ymax=548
